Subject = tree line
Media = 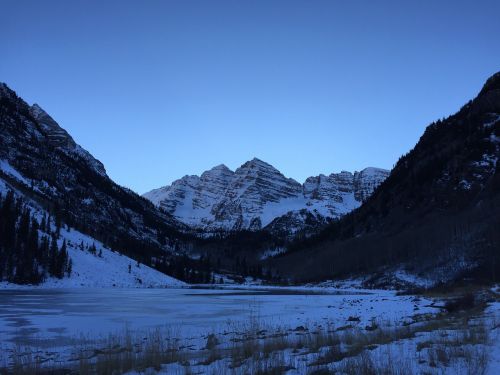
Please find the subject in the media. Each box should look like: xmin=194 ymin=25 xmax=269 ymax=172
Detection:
xmin=0 ymin=190 xmax=71 ymax=284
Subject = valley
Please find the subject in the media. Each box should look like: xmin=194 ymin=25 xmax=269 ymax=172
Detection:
xmin=0 ymin=14 xmax=499 ymax=373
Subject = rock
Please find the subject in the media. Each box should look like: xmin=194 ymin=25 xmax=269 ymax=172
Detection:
xmin=205 ymin=334 xmax=219 ymax=350
xmin=144 ymin=158 xmax=388 ymax=235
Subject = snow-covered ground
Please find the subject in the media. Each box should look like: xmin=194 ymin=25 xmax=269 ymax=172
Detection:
xmin=142 ymin=291 xmax=500 ymax=375
xmin=0 ymin=226 xmax=185 ymax=290
xmin=0 ymin=286 xmax=435 ymax=367
xmin=1 ymin=285 xmax=499 ymax=374
xmin=0 ymin=159 xmax=30 ymax=186
xmin=0 ymin=164 xmax=184 ymax=289
xmin=2 ymin=159 xmax=498 ymax=374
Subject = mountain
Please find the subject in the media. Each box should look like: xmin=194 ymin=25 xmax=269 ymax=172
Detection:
xmin=0 ymin=82 xmax=203 ymax=285
xmin=0 ymin=189 xmax=185 ymax=288
xmin=144 ymin=158 xmax=389 ymax=235
xmin=272 ymin=72 xmax=500 ymax=287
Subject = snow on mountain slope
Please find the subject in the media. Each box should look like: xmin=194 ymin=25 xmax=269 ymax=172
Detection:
xmin=144 ymin=158 xmax=389 ymax=232
xmin=34 ymin=227 xmax=185 ymax=288
xmin=0 ymin=169 xmax=184 ymax=289
xmin=0 ymin=226 xmax=186 ymax=289
xmin=0 ymin=159 xmax=30 ymax=186
xmin=0 ymin=82 xmax=188 ymax=265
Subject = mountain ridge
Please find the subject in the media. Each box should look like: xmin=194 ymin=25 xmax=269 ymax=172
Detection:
xmin=144 ymin=158 xmax=389 ymax=234
xmin=0 ymin=82 xmax=207 ymax=284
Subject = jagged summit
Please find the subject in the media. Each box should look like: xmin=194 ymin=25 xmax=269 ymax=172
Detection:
xmin=209 ymin=164 xmax=231 ymax=172
xmin=31 ymin=103 xmax=107 ymax=175
xmin=0 ymin=82 xmax=17 ymax=100
xmin=144 ymin=159 xmax=389 ymax=233
xmin=238 ymin=157 xmax=276 ymax=170
xmin=30 ymin=103 xmax=77 ymax=149
xmin=30 ymin=103 xmax=47 ymax=117
xmin=0 ymin=83 xmax=106 ymax=176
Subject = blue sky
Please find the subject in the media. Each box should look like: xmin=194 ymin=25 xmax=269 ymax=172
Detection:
xmin=1 ymin=1 xmax=499 ymax=193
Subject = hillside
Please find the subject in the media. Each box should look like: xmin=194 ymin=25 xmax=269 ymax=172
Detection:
xmin=272 ymin=72 xmax=500 ymax=286
xmin=0 ymin=83 xmax=204 ymax=285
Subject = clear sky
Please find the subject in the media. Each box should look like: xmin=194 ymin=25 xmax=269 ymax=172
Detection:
xmin=1 ymin=1 xmax=499 ymax=194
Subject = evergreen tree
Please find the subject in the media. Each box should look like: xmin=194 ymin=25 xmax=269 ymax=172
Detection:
xmin=67 ymin=258 xmax=72 ymax=276
xmin=40 ymin=214 xmax=47 ymax=233
xmin=57 ymin=240 xmax=68 ymax=279
xmin=49 ymin=234 xmax=58 ymax=276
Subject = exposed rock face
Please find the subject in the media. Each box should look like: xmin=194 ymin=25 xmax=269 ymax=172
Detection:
xmin=354 ymin=168 xmax=390 ymax=202
xmin=29 ymin=103 xmax=107 ymax=175
xmin=0 ymin=82 xmax=188 ymax=264
xmin=144 ymin=158 xmax=389 ymax=233
xmin=30 ymin=103 xmax=77 ymax=148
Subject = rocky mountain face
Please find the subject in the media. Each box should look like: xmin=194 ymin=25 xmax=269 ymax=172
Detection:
xmin=144 ymin=158 xmax=389 ymax=235
xmin=29 ymin=103 xmax=107 ymax=175
xmin=273 ymin=72 xmax=500 ymax=286
xmin=0 ymin=83 xmax=198 ymax=280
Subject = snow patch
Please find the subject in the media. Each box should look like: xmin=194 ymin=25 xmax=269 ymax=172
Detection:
xmin=0 ymin=159 xmax=29 ymax=185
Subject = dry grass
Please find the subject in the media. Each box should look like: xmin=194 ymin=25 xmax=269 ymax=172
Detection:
xmin=303 ymin=324 xmax=340 ymax=353
xmin=420 ymin=319 xmax=491 ymax=375
xmin=10 ymin=344 xmax=42 ymax=375
xmin=83 ymin=327 xmax=183 ymax=375
xmin=2 ymin=289 xmax=496 ymax=375
xmin=333 ymin=347 xmax=415 ymax=375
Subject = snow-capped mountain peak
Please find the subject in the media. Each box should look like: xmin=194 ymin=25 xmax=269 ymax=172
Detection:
xmin=144 ymin=159 xmax=389 ymax=234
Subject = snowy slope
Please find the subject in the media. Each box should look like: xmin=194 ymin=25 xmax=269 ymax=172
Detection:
xmin=0 ymin=226 xmax=185 ymax=289
xmin=0 ymin=82 xmax=189 ymax=268
xmin=33 ymin=227 xmax=185 ymax=288
xmin=0 ymin=165 xmax=184 ymax=289
xmin=144 ymin=158 xmax=389 ymax=232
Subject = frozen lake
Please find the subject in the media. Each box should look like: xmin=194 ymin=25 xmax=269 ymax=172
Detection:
xmin=0 ymin=286 xmax=433 ymax=349
xmin=1 ymin=287 xmax=498 ymax=374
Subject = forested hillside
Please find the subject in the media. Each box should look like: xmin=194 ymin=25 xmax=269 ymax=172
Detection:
xmin=0 ymin=190 xmax=71 ymax=283
xmin=272 ymin=72 xmax=500 ymax=286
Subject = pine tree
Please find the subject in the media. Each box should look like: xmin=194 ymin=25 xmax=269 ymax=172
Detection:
xmin=39 ymin=235 xmax=49 ymax=276
xmin=54 ymin=211 xmax=62 ymax=237
xmin=49 ymin=234 xmax=58 ymax=276
xmin=67 ymin=258 xmax=72 ymax=276
xmin=40 ymin=214 xmax=47 ymax=233
xmin=57 ymin=240 xmax=68 ymax=278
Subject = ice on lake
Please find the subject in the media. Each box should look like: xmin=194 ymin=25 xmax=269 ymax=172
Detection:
xmin=0 ymin=286 xmax=433 ymax=348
